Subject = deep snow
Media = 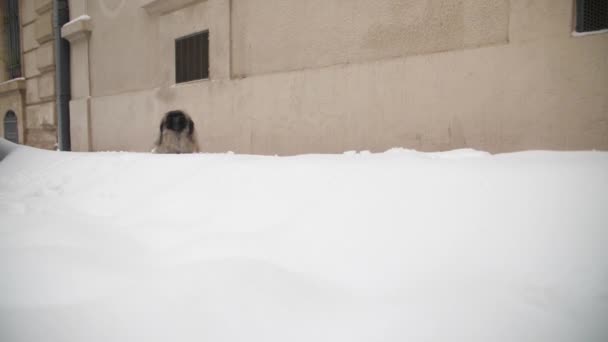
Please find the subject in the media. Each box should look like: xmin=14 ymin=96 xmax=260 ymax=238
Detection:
xmin=0 ymin=139 xmax=607 ymax=342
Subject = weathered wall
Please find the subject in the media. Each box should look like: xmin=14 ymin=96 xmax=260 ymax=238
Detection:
xmin=68 ymin=0 xmax=608 ymax=154
xmin=85 ymin=0 xmax=230 ymax=97
xmin=0 ymin=0 xmax=55 ymax=148
xmin=0 ymin=80 xmax=26 ymax=144
xmin=87 ymin=0 xmax=161 ymax=97
xmin=20 ymin=0 xmax=57 ymax=149
xmin=0 ymin=3 xmax=8 ymax=82
xmin=231 ymin=0 xmax=510 ymax=77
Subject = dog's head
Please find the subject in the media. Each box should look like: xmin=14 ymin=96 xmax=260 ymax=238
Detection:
xmin=161 ymin=110 xmax=194 ymax=135
xmin=154 ymin=110 xmax=200 ymax=154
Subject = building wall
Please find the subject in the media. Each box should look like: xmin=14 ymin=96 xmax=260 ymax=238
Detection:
xmin=66 ymin=0 xmax=607 ymax=154
xmin=0 ymin=79 xmax=26 ymax=144
xmin=0 ymin=3 xmax=8 ymax=83
xmin=0 ymin=1 xmax=24 ymax=145
xmin=21 ymin=0 xmax=58 ymax=150
xmin=0 ymin=0 xmax=57 ymax=149
xmin=231 ymin=0 xmax=510 ymax=77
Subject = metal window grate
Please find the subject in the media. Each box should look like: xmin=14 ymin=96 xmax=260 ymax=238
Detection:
xmin=4 ymin=111 xmax=18 ymax=143
xmin=3 ymin=0 xmax=21 ymax=79
xmin=576 ymin=0 xmax=608 ymax=33
xmin=175 ymin=31 xmax=209 ymax=83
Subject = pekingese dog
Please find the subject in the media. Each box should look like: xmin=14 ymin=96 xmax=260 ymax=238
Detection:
xmin=153 ymin=110 xmax=199 ymax=153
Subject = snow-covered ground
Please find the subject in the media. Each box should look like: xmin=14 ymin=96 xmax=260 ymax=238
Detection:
xmin=1 ymin=139 xmax=607 ymax=342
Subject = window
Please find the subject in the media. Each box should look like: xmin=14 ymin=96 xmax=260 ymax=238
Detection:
xmin=4 ymin=0 xmax=21 ymax=78
xmin=4 ymin=111 xmax=18 ymax=143
xmin=575 ymin=0 xmax=608 ymax=33
xmin=175 ymin=31 xmax=209 ymax=83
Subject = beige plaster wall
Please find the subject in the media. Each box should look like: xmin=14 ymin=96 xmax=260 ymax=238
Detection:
xmin=231 ymin=0 xmax=510 ymax=77
xmin=87 ymin=0 xmax=162 ymax=97
xmin=86 ymin=0 xmax=230 ymax=97
xmin=73 ymin=0 xmax=608 ymax=154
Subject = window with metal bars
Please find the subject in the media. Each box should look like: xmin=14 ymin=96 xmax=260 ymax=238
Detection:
xmin=3 ymin=0 xmax=21 ymax=79
xmin=4 ymin=111 xmax=18 ymax=143
xmin=175 ymin=31 xmax=209 ymax=83
xmin=575 ymin=0 xmax=608 ymax=33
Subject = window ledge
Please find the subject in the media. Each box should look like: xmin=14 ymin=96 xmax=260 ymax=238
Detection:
xmin=0 ymin=78 xmax=25 ymax=95
xmin=171 ymin=78 xmax=211 ymax=88
xmin=140 ymin=0 xmax=207 ymax=16
xmin=572 ymin=28 xmax=608 ymax=37
xmin=62 ymin=15 xmax=92 ymax=43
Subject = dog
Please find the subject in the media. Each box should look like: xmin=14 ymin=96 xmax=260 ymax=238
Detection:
xmin=153 ymin=110 xmax=199 ymax=154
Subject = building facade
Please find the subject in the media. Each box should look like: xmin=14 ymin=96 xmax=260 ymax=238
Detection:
xmin=2 ymin=0 xmax=608 ymax=154
xmin=0 ymin=0 xmax=58 ymax=149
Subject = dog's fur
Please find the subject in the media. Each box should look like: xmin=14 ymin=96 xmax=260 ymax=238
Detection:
xmin=153 ymin=110 xmax=199 ymax=154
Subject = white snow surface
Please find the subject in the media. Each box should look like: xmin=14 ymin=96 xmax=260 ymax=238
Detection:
xmin=1 ymin=139 xmax=607 ymax=342
xmin=572 ymin=28 xmax=608 ymax=37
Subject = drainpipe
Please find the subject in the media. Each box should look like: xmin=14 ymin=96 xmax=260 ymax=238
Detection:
xmin=53 ymin=0 xmax=71 ymax=151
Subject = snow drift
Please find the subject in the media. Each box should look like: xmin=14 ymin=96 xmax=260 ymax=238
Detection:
xmin=0 ymin=138 xmax=607 ymax=342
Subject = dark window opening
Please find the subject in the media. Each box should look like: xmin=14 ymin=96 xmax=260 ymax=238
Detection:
xmin=4 ymin=111 xmax=18 ymax=143
xmin=175 ymin=31 xmax=209 ymax=83
xmin=575 ymin=0 xmax=608 ymax=33
xmin=3 ymin=0 xmax=21 ymax=79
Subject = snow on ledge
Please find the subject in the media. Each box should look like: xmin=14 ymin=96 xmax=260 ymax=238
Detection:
xmin=63 ymin=14 xmax=91 ymax=28
xmin=62 ymin=15 xmax=92 ymax=43
xmin=0 ymin=77 xmax=25 ymax=85
xmin=572 ymin=28 xmax=608 ymax=37
xmin=0 ymin=77 xmax=25 ymax=94
xmin=141 ymin=0 xmax=208 ymax=15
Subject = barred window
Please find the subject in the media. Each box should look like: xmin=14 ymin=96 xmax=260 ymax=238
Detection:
xmin=575 ymin=0 xmax=608 ymax=33
xmin=175 ymin=31 xmax=209 ymax=83
xmin=4 ymin=111 xmax=18 ymax=143
xmin=3 ymin=0 xmax=21 ymax=79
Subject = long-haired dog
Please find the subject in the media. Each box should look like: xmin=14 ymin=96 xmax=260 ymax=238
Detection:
xmin=153 ymin=110 xmax=200 ymax=153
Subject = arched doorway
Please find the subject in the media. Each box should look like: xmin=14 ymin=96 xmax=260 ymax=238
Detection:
xmin=4 ymin=111 xmax=18 ymax=143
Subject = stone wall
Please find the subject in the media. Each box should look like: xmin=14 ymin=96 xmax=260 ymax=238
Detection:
xmin=0 ymin=2 xmax=24 ymax=144
xmin=21 ymin=0 xmax=57 ymax=150
xmin=0 ymin=4 xmax=8 ymax=82
xmin=0 ymin=79 xmax=25 ymax=144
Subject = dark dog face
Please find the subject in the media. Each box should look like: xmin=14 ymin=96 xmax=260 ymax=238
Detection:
xmin=154 ymin=110 xmax=200 ymax=153
xmin=163 ymin=110 xmax=193 ymax=134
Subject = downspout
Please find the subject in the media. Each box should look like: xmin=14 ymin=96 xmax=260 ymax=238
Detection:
xmin=53 ymin=0 xmax=71 ymax=151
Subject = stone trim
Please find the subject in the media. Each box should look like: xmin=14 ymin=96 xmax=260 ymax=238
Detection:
xmin=35 ymin=10 xmax=54 ymax=44
xmin=0 ymin=78 xmax=26 ymax=95
xmin=36 ymin=41 xmax=55 ymax=72
xmin=141 ymin=0 xmax=208 ymax=16
xmin=34 ymin=0 xmax=53 ymax=15
xmin=38 ymin=71 xmax=55 ymax=101
xmin=22 ymin=22 xmax=40 ymax=53
xmin=61 ymin=16 xmax=92 ymax=43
